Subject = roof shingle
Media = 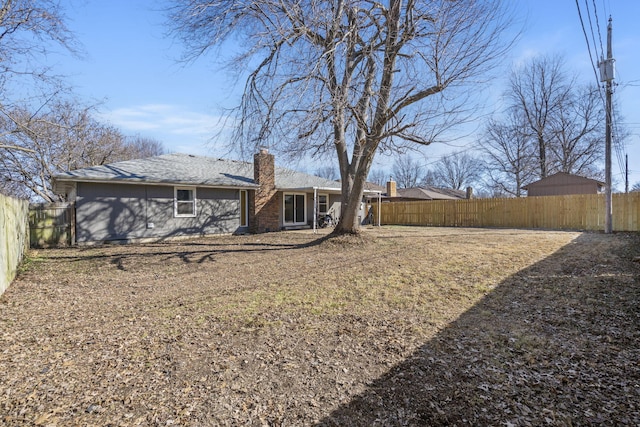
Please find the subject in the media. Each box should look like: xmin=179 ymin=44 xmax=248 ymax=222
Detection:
xmin=53 ymin=153 xmax=343 ymax=190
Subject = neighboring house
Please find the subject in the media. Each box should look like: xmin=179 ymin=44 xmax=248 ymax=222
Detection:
xmin=522 ymin=172 xmax=605 ymax=197
xmin=53 ymin=149 xmax=378 ymax=244
xmin=382 ymin=180 xmax=468 ymax=201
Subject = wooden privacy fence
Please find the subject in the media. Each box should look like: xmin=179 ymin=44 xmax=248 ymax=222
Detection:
xmin=29 ymin=202 xmax=75 ymax=247
xmin=375 ymin=193 xmax=640 ymax=232
xmin=1 ymin=193 xmax=29 ymax=295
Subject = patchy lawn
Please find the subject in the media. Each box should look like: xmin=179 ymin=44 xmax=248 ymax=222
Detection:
xmin=0 ymin=227 xmax=639 ymax=426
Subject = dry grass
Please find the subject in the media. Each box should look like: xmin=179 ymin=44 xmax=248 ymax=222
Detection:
xmin=0 ymin=226 xmax=638 ymax=426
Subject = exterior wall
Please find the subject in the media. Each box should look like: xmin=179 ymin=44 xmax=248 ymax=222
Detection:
xmin=526 ymin=174 xmax=602 ymax=196
xmin=281 ymin=192 xmax=342 ymax=228
xmin=0 ymin=194 xmax=29 ymax=296
xmin=530 ymin=184 xmax=599 ymax=196
xmin=527 ymin=182 xmax=599 ymax=196
xmin=75 ymin=182 xmax=241 ymax=243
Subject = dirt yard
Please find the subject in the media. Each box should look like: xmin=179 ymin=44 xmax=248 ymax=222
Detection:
xmin=0 ymin=227 xmax=639 ymax=426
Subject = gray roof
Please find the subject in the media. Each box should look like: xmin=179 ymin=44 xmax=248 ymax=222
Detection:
xmin=521 ymin=172 xmax=605 ymax=190
xmin=396 ymin=186 xmax=466 ymax=200
xmin=53 ymin=153 xmax=343 ymax=191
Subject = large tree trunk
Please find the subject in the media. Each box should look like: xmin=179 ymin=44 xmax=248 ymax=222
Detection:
xmin=334 ymin=168 xmax=368 ymax=234
xmin=168 ymin=0 xmax=515 ymax=228
xmin=537 ymin=133 xmax=547 ymax=178
xmin=333 ymin=140 xmax=376 ymax=235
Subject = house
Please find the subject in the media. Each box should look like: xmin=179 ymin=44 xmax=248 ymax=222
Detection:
xmin=522 ymin=172 xmax=605 ymax=197
xmin=383 ymin=180 xmax=469 ymax=201
xmin=53 ymin=149 xmax=379 ymax=244
xmin=358 ymin=180 xmax=468 ymax=225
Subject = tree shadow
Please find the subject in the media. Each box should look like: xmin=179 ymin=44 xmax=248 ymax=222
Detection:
xmin=75 ymin=196 xmax=244 ymax=244
xmin=316 ymin=233 xmax=640 ymax=426
xmin=49 ymin=232 xmax=333 ymax=267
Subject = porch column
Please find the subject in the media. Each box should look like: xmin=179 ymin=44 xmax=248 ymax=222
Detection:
xmin=378 ymin=192 xmax=381 ymax=226
xmin=313 ymin=187 xmax=317 ymax=233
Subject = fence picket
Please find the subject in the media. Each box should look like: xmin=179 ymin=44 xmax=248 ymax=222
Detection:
xmin=28 ymin=202 xmax=75 ymax=247
xmin=375 ymin=193 xmax=640 ymax=232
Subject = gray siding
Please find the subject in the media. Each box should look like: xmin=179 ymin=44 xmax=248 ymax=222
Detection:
xmin=76 ymin=182 xmax=241 ymax=243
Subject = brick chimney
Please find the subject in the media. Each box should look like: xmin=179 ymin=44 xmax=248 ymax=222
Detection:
xmin=250 ymin=148 xmax=280 ymax=233
xmin=386 ymin=179 xmax=397 ymax=198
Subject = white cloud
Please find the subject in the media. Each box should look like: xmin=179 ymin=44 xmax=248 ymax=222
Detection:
xmin=104 ymin=104 xmax=218 ymax=135
xmin=98 ymin=104 xmax=236 ymax=156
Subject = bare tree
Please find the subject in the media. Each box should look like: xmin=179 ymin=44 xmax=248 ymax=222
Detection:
xmin=432 ymin=151 xmax=483 ymax=190
xmin=421 ymin=168 xmax=439 ymax=187
xmin=548 ymin=85 xmax=604 ymax=176
xmin=0 ymin=105 xmax=63 ymax=201
xmin=483 ymin=54 xmax=607 ymax=195
xmin=0 ymin=170 xmax=29 ymax=199
xmin=315 ymin=165 xmax=339 ymax=181
xmin=0 ymin=100 xmax=165 ymax=201
xmin=367 ymin=169 xmax=388 ymax=187
xmin=125 ymin=135 xmax=166 ymax=159
xmin=508 ymin=55 xmax=571 ymax=179
xmin=392 ymin=154 xmax=423 ymax=188
xmin=168 ymin=0 xmax=514 ymax=234
xmin=0 ymin=0 xmax=78 ymax=107
xmin=0 ymin=1 xmax=166 ymax=201
xmin=480 ymin=112 xmax=536 ymax=197
xmin=0 ymin=0 xmax=82 ymax=188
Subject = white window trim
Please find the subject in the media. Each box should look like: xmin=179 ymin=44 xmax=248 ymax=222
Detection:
xmin=317 ymin=193 xmax=329 ymax=214
xmin=174 ymin=186 xmax=197 ymax=218
xmin=283 ymin=192 xmax=307 ymax=225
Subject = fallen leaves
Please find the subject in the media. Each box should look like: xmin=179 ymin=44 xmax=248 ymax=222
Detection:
xmin=0 ymin=228 xmax=638 ymax=425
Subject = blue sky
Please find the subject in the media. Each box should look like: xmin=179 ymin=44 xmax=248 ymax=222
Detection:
xmin=60 ymin=0 xmax=640 ymax=190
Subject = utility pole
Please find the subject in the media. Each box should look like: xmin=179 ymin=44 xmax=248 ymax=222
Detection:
xmin=599 ymin=17 xmax=615 ymax=234
xmin=625 ymin=154 xmax=629 ymax=194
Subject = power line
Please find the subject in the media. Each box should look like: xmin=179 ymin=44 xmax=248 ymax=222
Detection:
xmin=575 ymin=0 xmax=607 ymax=116
xmin=575 ymin=0 xmax=603 ymax=88
xmin=584 ymin=0 xmax=602 ymax=60
xmin=576 ymin=2 xmax=624 ymax=187
xmin=611 ymin=94 xmax=628 ymax=185
xmin=591 ymin=0 xmax=605 ymax=58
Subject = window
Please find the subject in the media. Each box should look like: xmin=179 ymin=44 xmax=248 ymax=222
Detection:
xmin=174 ymin=187 xmax=196 ymax=217
xmin=240 ymin=190 xmax=248 ymax=227
xmin=284 ymin=193 xmax=306 ymax=224
xmin=318 ymin=194 xmax=329 ymax=214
